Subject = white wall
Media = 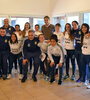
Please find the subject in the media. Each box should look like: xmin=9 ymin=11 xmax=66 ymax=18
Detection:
xmin=0 ymin=0 xmax=50 ymax=16
xmin=51 ymin=0 xmax=90 ymax=16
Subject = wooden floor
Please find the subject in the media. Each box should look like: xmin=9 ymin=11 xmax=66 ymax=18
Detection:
xmin=0 ymin=72 xmax=90 ymax=100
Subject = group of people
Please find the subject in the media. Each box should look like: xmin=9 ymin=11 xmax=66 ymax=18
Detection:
xmin=0 ymin=16 xmax=90 ymax=89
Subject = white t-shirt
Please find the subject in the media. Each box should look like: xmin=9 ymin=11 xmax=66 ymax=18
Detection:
xmin=54 ymin=31 xmax=64 ymax=47
xmin=35 ymin=31 xmax=42 ymax=37
xmin=15 ymin=32 xmax=23 ymax=41
xmin=64 ymin=32 xmax=75 ymax=50
xmin=82 ymin=36 xmax=90 ymax=55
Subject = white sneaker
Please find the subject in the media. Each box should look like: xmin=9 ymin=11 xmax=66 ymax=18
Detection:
xmin=7 ymin=74 xmax=11 ymax=79
xmin=77 ymin=81 xmax=88 ymax=87
xmin=87 ymin=85 xmax=90 ymax=89
xmin=14 ymin=69 xmax=18 ymax=74
xmin=19 ymin=74 xmax=23 ymax=80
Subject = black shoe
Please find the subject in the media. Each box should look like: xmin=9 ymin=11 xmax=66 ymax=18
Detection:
xmin=21 ymin=76 xmax=27 ymax=83
xmin=32 ymin=76 xmax=37 ymax=82
xmin=3 ymin=75 xmax=7 ymax=80
xmin=58 ymin=80 xmax=62 ymax=85
xmin=50 ymin=79 xmax=55 ymax=83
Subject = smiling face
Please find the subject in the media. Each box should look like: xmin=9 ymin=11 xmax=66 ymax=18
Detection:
xmin=11 ymin=34 xmax=16 ymax=43
xmin=35 ymin=25 xmax=39 ymax=31
xmin=44 ymin=18 xmax=50 ymax=25
xmin=81 ymin=25 xmax=88 ymax=35
xmin=65 ymin=24 xmax=71 ymax=32
xmin=39 ymin=35 xmax=45 ymax=42
xmin=72 ymin=22 xmax=78 ymax=30
xmin=0 ymin=29 xmax=6 ymax=37
xmin=25 ymin=23 xmax=30 ymax=30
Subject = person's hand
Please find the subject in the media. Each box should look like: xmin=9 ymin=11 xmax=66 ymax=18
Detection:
xmin=23 ymin=59 xmax=28 ymax=65
xmin=85 ymin=33 xmax=90 ymax=39
xmin=50 ymin=62 xmax=55 ymax=67
xmin=58 ymin=63 xmax=63 ymax=67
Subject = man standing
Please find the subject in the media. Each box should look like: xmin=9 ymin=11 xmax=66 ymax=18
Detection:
xmin=3 ymin=18 xmax=15 ymax=37
xmin=41 ymin=16 xmax=55 ymax=40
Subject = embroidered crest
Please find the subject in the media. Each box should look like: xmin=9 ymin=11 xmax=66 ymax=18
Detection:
xmin=35 ymin=41 xmax=37 ymax=45
xmin=9 ymin=28 xmax=11 ymax=30
xmin=28 ymin=43 xmax=30 ymax=47
xmin=5 ymin=39 xmax=7 ymax=43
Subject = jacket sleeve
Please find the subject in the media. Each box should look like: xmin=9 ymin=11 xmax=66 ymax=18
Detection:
xmin=59 ymin=45 xmax=64 ymax=63
xmin=23 ymin=40 xmax=28 ymax=59
xmin=47 ymin=46 xmax=54 ymax=62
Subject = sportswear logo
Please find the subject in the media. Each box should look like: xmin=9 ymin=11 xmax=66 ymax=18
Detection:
xmin=5 ymin=39 xmax=7 ymax=43
xmin=9 ymin=28 xmax=11 ymax=30
xmin=35 ymin=41 xmax=37 ymax=45
xmin=28 ymin=43 xmax=30 ymax=47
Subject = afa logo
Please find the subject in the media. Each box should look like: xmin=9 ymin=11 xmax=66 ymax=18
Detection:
xmin=35 ymin=41 xmax=37 ymax=45
xmin=28 ymin=43 xmax=30 ymax=47
xmin=9 ymin=28 xmax=11 ymax=31
xmin=79 ymin=31 xmax=81 ymax=35
xmin=5 ymin=39 xmax=7 ymax=43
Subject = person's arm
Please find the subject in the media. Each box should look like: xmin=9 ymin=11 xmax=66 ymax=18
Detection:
xmin=47 ymin=46 xmax=54 ymax=63
xmin=85 ymin=33 xmax=90 ymax=38
xmin=23 ymin=40 xmax=28 ymax=59
xmin=58 ymin=45 xmax=64 ymax=66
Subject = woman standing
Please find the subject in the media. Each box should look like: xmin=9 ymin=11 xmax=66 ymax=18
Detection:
xmin=63 ymin=23 xmax=76 ymax=81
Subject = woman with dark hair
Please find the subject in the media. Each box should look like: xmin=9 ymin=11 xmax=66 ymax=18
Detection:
xmin=22 ymin=22 xmax=33 ymax=74
xmin=72 ymin=21 xmax=83 ymax=82
xmin=63 ymin=23 xmax=76 ymax=81
xmin=7 ymin=33 xmax=23 ymax=80
xmin=80 ymin=23 xmax=90 ymax=89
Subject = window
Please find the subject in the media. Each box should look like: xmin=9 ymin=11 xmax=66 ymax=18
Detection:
xmin=0 ymin=17 xmax=6 ymax=27
xmin=67 ymin=16 xmax=79 ymax=24
xmin=33 ymin=18 xmax=44 ymax=30
xmin=53 ymin=16 xmax=65 ymax=32
xmin=11 ymin=17 xmax=29 ymax=30
xmin=84 ymin=13 xmax=90 ymax=25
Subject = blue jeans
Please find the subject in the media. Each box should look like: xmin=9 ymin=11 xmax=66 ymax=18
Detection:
xmin=0 ymin=52 xmax=9 ymax=76
xmin=75 ymin=50 xmax=82 ymax=78
xmin=50 ymin=55 xmax=64 ymax=81
xmin=65 ymin=50 xmax=76 ymax=76
xmin=81 ymin=54 xmax=90 ymax=82
xmin=9 ymin=52 xmax=22 ymax=74
xmin=23 ymin=52 xmax=41 ymax=77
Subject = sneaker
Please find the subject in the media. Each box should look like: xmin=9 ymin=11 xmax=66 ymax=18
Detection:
xmin=3 ymin=75 xmax=7 ymax=80
xmin=87 ymin=85 xmax=90 ymax=89
xmin=14 ymin=69 xmax=18 ymax=74
xmin=76 ymin=78 xmax=81 ymax=83
xmin=63 ymin=75 xmax=69 ymax=80
xmin=50 ymin=79 xmax=55 ymax=83
xmin=77 ymin=81 xmax=88 ymax=87
xmin=32 ymin=75 xmax=37 ymax=82
xmin=21 ymin=76 xmax=27 ymax=83
xmin=58 ymin=80 xmax=62 ymax=85
xmin=71 ymin=75 xmax=75 ymax=81
xmin=45 ymin=76 xmax=50 ymax=81
xmin=19 ymin=74 xmax=23 ymax=80
xmin=7 ymin=74 xmax=11 ymax=79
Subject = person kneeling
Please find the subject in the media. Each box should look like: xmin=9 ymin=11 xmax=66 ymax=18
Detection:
xmin=48 ymin=34 xmax=64 ymax=85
